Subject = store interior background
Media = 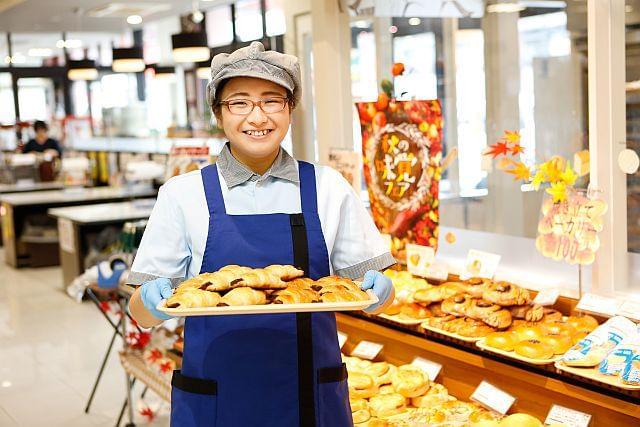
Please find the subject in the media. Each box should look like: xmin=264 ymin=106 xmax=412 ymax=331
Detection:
xmin=0 ymin=2 xmax=638 ymax=308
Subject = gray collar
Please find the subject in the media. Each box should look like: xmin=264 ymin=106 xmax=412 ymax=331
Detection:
xmin=216 ymin=143 xmax=299 ymax=189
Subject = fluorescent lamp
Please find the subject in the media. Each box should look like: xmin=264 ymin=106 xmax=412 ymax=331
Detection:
xmin=487 ymin=2 xmax=526 ymax=13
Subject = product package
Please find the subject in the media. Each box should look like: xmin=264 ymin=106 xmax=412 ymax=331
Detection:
xmin=599 ymin=330 xmax=640 ymax=376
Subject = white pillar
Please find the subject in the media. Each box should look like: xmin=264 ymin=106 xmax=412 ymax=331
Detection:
xmin=588 ymin=0 xmax=628 ymax=292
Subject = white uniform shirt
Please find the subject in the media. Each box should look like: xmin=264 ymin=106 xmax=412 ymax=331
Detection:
xmin=129 ymin=144 xmax=395 ymax=286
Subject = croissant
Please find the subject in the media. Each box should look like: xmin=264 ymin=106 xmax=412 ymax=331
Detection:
xmin=285 ymin=278 xmax=315 ymax=290
xmin=175 ymin=275 xmax=212 ymax=293
xmin=200 ymin=270 xmax=246 ymax=292
xmin=320 ymin=288 xmax=369 ymax=303
xmin=166 ymin=289 xmax=221 ymax=308
xmin=273 ymin=287 xmax=319 ymax=304
xmin=219 ymin=265 xmax=253 ymax=274
xmin=413 ymin=282 xmax=466 ymax=304
xmin=219 ymin=287 xmax=267 ymax=306
xmin=314 ymin=276 xmax=361 ymax=292
xmin=230 ymin=269 xmax=287 ymax=290
xmin=264 ymin=264 xmax=305 ymax=281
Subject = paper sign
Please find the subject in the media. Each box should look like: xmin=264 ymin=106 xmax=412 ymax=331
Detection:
xmin=576 ymin=293 xmax=620 ymax=317
xmin=411 ymin=357 xmax=442 ymax=381
xmin=337 ymin=332 xmax=348 ymax=349
xmin=616 ymin=300 xmax=640 ymax=322
xmin=470 ymin=381 xmax=516 ymax=415
xmin=328 ymin=149 xmax=362 ymax=192
xmin=423 ymin=262 xmax=449 ymax=281
xmin=406 ymin=243 xmax=436 ymax=277
xmin=351 ymin=340 xmax=384 ymax=360
xmin=545 ymin=404 xmax=591 ymax=427
xmin=533 ymin=288 xmax=560 ymax=306
xmin=461 ymin=250 xmax=501 ymax=280
xmin=58 ymin=218 xmax=75 ymax=253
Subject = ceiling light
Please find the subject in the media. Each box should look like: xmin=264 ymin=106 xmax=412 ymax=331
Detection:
xmin=127 ymin=15 xmax=143 ymax=25
xmin=56 ymin=39 xmax=82 ymax=49
xmin=172 ymin=32 xmax=209 ymax=63
xmin=408 ymin=17 xmax=421 ymax=26
xmin=28 ymin=48 xmax=53 ymax=57
xmin=112 ymin=47 xmax=145 ymax=73
xmin=192 ymin=10 xmax=204 ymax=24
xmin=389 ymin=25 xmax=398 ymax=34
xmin=196 ymin=60 xmax=211 ymax=80
xmin=68 ymin=59 xmax=99 ymax=81
xmin=487 ymin=2 xmax=526 ymax=13
xmin=149 ymin=64 xmax=176 ymax=80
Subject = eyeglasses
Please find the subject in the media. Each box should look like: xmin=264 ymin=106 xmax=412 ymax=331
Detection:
xmin=220 ymin=97 xmax=289 ymax=115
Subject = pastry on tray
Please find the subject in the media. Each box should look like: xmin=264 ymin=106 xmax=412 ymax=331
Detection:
xmin=482 ymin=281 xmax=531 ymax=306
xmin=413 ymin=282 xmax=466 ymax=304
xmin=166 ymin=265 xmax=371 ymax=309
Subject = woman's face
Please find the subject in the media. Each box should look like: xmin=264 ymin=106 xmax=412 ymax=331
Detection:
xmin=217 ymin=76 xmax=291 ymax=161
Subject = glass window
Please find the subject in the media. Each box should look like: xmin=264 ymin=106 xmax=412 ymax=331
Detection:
xmin=71 ymin=81 xmax=89 ymax=117
xmin=0 ymin=73 xmax=15 ymax=124
xmin=235 ymin=0 xmax=263 ymax=42
xmin=8 ymin=33 xmax=64 ymax=67
xmin=17 ymin=78 xmax=55 ymax=121
xmin=393 ymin=32 xmax=437 ymax=100
xmin=350 ymin=22 xmax=377 ymax=102
xmin=207 ymin=6 xmax=234 ymax=47
xmin=266 ymin=0 xmax=286 ymax=36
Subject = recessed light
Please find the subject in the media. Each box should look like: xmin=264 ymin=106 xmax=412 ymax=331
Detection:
xmin=408 ymin=17 xmax=421 ymax=26
xmin=127 ymin=15 xmax=143 ymax=25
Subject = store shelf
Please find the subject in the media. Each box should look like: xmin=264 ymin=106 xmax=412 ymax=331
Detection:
xmin=336 ymin=312 xmax=640 ymax=426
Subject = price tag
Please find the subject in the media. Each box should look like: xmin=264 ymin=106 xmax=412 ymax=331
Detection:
xmin=381 ymin=233 xmax=393 ymax=252
xmin=406 ymin=243 xmax=436 ymax=278
xmin=461 ymin=249 xmax=501 ymax=280
xmin=411 ymin=357 xmax=442 ymax=381
xmin=337 ymin=332 xmax=348 ymax=349
xmin=470 ymin=381 xmax=515 ymax=415
xmin=533 ymin=288 xmax=560 ymax=306
xmin=423 ymin=262 xmax=449 ymax=281
xmin=545 ymin=404 xmax=591 ymax=427
xmin=616 ymin=300 xmax=640 ymax=321
xmin=351 ymin=340 xmax=384 ymax=360
xmin=576 ymin=293 xmax=620 ymax=317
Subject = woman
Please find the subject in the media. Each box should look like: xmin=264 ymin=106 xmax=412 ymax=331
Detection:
xmin=129 ymin=41 xmax=395 ymax=427
xmin=21 ymin=120 xmax=62 ymax=157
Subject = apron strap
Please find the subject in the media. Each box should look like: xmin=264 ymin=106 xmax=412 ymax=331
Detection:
xmin=201 ymin=164 xmax=227 ymax=215
xmin=298 ymin=161 xmax=318 ymax=214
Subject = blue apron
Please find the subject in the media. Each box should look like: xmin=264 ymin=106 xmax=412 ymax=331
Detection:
xmin=170 ymin=161 xmax=353 ymax=427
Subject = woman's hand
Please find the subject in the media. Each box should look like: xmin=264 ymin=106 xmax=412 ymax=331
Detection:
xmin=360 ymin=270 xmax=394 ymax=314
xmin=131 ymin=278 xmax=175 ymax=326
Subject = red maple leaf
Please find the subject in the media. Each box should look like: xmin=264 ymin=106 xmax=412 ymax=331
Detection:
xmin=98 ymin=301 xmax=111 ymax=313
xmin=146 ymin=349 xmax=163 ymax=363
xmin=159 ymin=361 xmax=173 ymax=374
xmin=509 ymin=143 xmax=525 ymax=156
xmin=485 ymin=141 xmax=510 ymax=158
xmin=139 ymin=406 xmax=155 ymax=422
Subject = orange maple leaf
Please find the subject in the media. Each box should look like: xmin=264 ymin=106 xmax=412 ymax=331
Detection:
xmin=503 ymin=130 xmax=521 ymax=143
xmin=505 ymin=161 xmax=531 ymax=181
xmin=485 ymin=141 xmax=510 ymax=158
xmin=509 ymin=143 xmax=525 ymax=156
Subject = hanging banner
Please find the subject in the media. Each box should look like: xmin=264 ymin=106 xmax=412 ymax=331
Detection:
xmin=358 ymin=99 xmax=443 ymax=262
xmin=165 ymin=146 xmax=211 ymax=181
xmin=535 ymin=190 xmax=608 ymax=265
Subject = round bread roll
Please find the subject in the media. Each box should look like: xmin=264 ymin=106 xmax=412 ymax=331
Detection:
xmin=344 ymin=356 xmax=372 ymax=373
xmin=566 ymin=315 xmax=599 ymax=333
xmin=372 ymin=364 xmax=396 ymax=386
xmin=499 ymin=413 xmax=543 ymax=427
xmin=514 ymin=339 xmax=555 ymax=360
xmin=350 ymin=399 xmax=368 ymax=412
xmin=352 ymin=409 xmax=371 ymax=424
xmin=368 ymin=361 xmax=390 ymax=377
xmin=542 ymin=320 xmax=576 ymax=337
xmin=484 ymin=331 xmax=519 ymax=351
xmin=472 ymin=421 xmax=500 ymax=427
xmin=391 ymin=365 xmax=430 ymax=397
xmin=355 ymin=418 xmax=388 ymax=427
xmin=511 ymin=324 xmax=545 ymax=342
xmin=348 ymin=372 xmax=378 ymax=399
xmin=540 ymin=333 xmax=573 ymax=355
xmin=400 ymin=303 xmax=432 ymax=319
xmin=469 ymin=408 xmax=498 ymax=424
xmin=368 ymin=393 xmax=406 ymax=418
xmin=572 ymin=331 xmax=589 ymax=344
xmin=378 ymin=384 xmax=395 ymax=395
xmin=383 ymin=299 xmax=402 ymax=316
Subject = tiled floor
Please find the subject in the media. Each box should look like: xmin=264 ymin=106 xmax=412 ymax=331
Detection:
xmin=0 ymin=249 xmax=170 ymax=426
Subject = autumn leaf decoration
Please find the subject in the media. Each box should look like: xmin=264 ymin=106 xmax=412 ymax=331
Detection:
xmin=485 ymin=130 xmax=583 ymax=203
xmin=139 ymin=406 xmax=155 ymax=422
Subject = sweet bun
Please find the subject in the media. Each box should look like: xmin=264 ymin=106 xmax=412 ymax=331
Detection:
xmin=499 ymin=413 xmax=543 ymax=427
xmin=352 ymin=409 xmax=371 ymax=424
xmin=484 ymin=331 xmax=519 ymax=351
xmin=391 ymin=365 xmax=430 ymax=397
xmin=378 ymin=385 xmax=395 ymax=395
xmin=542 ymin=320 xmax=576 ymax=337
xmin=511 ymin=324 xmax=545 ymax=342
xmin=350 ymin=399 xmax=369 ymax=412
xmin=540 ymin=333 xmax=573 ymax=355
xmin=348 ymin=372 xmax=378 ymax=399
xmin=400 ymin=303 xmax=432 ymax=319
xmin=541 ymin=308 xmax=563 ymax=323
xmin=383 ymin=299 xmax=402 ymax=316
xmin=567 ymin=315 xmax=599 ymax=333
xmin=368 ymin=393 xmax=406 ymax=418
xmin=514 ymin=339 xmax=555 ymax=360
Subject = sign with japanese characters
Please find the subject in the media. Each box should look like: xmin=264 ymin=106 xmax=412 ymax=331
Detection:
xmin=535 ymin=190 xmax=608 ymax=265
xmin=358 ymin=99 xmax=443 ymax=263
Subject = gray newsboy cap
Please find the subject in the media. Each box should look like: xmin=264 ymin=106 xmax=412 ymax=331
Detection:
xmin=206 ymin=41 xmax=301 ymax=108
